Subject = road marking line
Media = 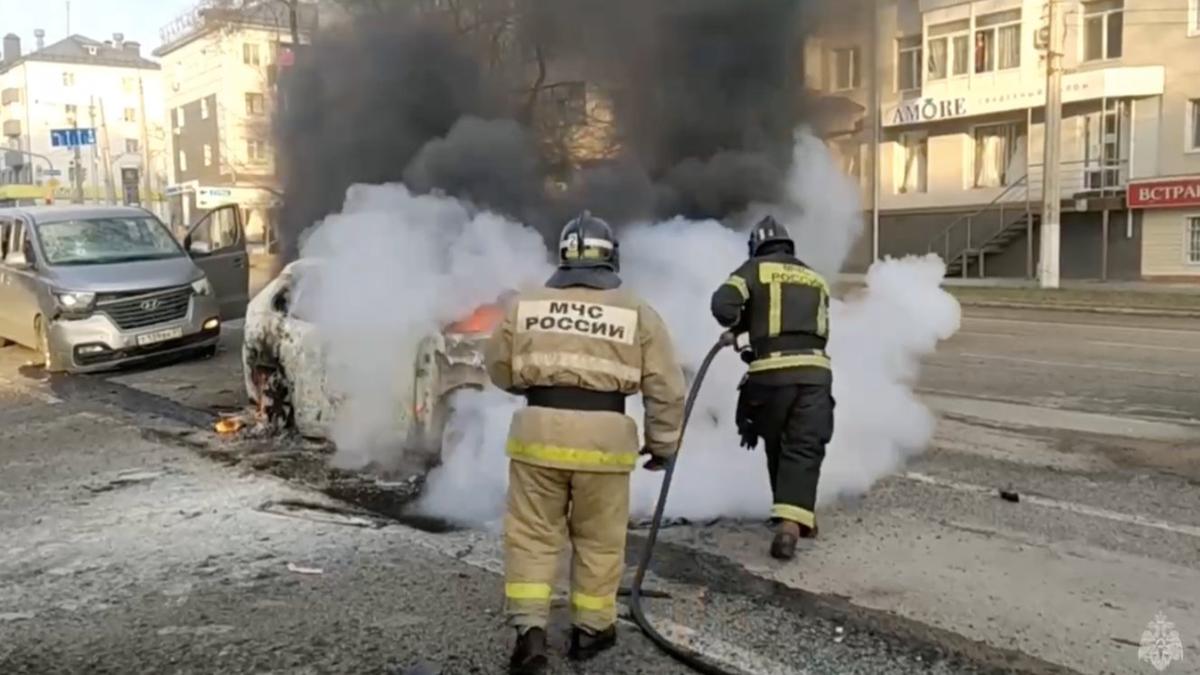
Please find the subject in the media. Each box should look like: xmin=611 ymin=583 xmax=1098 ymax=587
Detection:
xmin=954 ymin=331 xmax=1200 ymax=354
xmin=1085 ymin=340 xmax=1200 ymax=354
xmin=954 ymin=352 xmax=1191 ymax=378
xmin=902 ymin=472 xmax=1200 ymax=539
xmin=964 ymin=316 xmax=1198 ymax=337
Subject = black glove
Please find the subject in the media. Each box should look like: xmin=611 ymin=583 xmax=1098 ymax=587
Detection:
xmin=639 ymin=446 xmax=668 ymax=471
xmin=739 ymin=348 xmax=755 ymax=365
xmin=739 ymin=430 xmax=758 ymax=451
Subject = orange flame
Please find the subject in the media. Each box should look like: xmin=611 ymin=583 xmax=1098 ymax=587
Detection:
xmin=447 ymin=304 xmax=503 ymax=334
xmin=215 ymin=417 xmax=244 ymax=434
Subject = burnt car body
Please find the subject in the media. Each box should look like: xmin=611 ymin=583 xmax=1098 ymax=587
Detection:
xmin=241 ymin=259 xmax=502 ymax=455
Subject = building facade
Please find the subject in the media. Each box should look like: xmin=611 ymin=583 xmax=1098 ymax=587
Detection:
xmin=0 ymin=32 xmax=168 ymax=213
xmin=155 ymin=2 xmax=316 ymax=243
xmin=823 ymin=0 xmax=1200 ymax=280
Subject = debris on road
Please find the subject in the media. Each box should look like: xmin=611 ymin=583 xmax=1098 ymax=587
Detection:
xmin=85 ymin=470 xmax=163 ymax=493
xmin=257 ymin=498 xmax=386 ymax=529
xmin=999 ymin=489 xmax=1020 ymax=503
xmin=286 ymin=562 xmax=325 ymax=575
xmin=214 ymin=416 xmax=246 ymax=435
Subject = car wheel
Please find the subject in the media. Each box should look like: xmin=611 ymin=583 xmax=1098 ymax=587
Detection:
xmin=34 ymin=316 xmax=65 ymax=373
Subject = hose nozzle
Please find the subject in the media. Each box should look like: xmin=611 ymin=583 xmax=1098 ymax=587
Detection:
xmin=717 ymin=331 xmax=738 ymax=348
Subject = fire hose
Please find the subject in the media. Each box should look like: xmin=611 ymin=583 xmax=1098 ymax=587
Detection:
xmin=628 ymin=330 xmax=745 ymax=675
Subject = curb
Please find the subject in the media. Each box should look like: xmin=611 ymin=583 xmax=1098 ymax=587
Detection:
xmin=955 ymin=299 xmax=1200 ymax=318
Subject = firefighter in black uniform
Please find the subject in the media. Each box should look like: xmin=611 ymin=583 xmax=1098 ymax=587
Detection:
xmin=710 ymin=215 xmax=835 ymax=560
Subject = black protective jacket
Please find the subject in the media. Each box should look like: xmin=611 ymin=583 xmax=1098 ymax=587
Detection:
xmin=710 ymin=250 xmax=831 ymax=386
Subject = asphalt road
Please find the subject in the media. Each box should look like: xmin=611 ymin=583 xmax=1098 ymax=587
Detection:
xmin=1 ymin=304 xmax=1197 ymax=674
xmin=921 ymin=307 xmax=1199 ymax=424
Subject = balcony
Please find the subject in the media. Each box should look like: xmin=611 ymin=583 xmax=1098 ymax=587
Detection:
xmin=1 ymin=88 xmax=20 ymax=106
xmin=3 ymin=119 xmax=21 ymax=137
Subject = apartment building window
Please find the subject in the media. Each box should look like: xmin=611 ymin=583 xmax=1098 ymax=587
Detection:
xmin=123 ymin=108 xmax=136 ymax=123
xmin=1189 ymin=217 xmax=1200 ymax=264
xmin=1083 ymin=0 xmax=1123 ymax=61
xmin=928 ymin=20 xmax=970 ymax=80
xmin=62 ymin=72 xmax=75 ymax=87
xmin=203 ymin=144 xmax=213 ymax=167
xmin=1191 ymin=0 xmax=1200 ymax=36
xmin=247 ymin=139 xmax=267 ymax=162
xmin=175 ymin=107 xmax=185 ymax=128
xmin=896 ymin=132 xmax=928 ymax=194
xmin=243 ymin=43 xmax=261 ymax=66
xmin=831 ymin=48 xmax=861 ymax=91
xmin=201 ymin=98 xmax=210 ymax=120
xmin=1189 ymin=99 xmax=1200 ymax=151
xmin=125 ymin=138 xmax=139 ymax=153
xmin=64 ymin=104 xmax=78 ymax=119
xmin=178 ymin=150 xmax=188 ymax=172
xmin=245 ymin=93 xmax=266 ymax=116
xmin=974 ymin=122 xmax=1026 ymax=188
xmin=975 ymin=10 xmax=1021 ymax=73
xmin=897 ymin=36 xmax=922 ymax=91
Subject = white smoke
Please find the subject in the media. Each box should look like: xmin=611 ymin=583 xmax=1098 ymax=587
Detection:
xmin=292 ymin=129 xmax=961 ymax=525
xmin=293 ymin=183 xmax=553 ymax=470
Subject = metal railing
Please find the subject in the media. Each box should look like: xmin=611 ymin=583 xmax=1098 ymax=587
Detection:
xmin=926 ymin=174 xmax=1032 ymax=277
xmin=925 ymin=159 xmax=1130 ymax=278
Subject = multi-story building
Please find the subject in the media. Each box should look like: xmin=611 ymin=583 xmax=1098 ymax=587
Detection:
xmin=155 ymin=1 xmax=317 ymax=242
xmin=822 ymin=0 xmax=1200 ymax=281
xmin=0 ymin=32 xmax=168 ymax=211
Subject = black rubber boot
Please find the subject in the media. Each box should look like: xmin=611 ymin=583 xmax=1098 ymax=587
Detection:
xmin=509 ymin=627 xmax=548 ymax=675
xmin=568 ymin=625 xmax=617 ymax=661
xmin=770 ymin=520 xmax=800 ymax=560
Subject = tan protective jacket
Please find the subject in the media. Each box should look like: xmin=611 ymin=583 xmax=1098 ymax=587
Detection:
xmin=485 ymin=285 xmax=686 ymax=473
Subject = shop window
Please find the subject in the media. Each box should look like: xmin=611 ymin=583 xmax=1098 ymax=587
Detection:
xmin=973 ymin=122 xmax=1027 ymax=188
xmin=896 ymin=132 xmax=928 ymax=194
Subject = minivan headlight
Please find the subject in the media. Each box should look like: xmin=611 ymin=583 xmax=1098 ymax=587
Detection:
xmin=191 ymin=278 xmax=213 ymax=296
xmin=55 ymin=291 xmax=96 ymax=311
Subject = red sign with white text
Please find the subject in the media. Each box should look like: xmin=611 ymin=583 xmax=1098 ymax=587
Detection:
xmin=1127 ymin=177 xmax=1200 ymax=209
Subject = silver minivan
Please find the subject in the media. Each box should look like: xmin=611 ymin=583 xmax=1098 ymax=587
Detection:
xmin=0 ymin=204 xmax=249 ymax=373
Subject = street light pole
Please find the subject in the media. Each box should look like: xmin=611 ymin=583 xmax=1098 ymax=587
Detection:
xmin=1037 ymin=0 xmax=1065 ymax=289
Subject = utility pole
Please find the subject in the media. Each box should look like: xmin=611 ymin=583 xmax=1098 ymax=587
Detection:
xmin=869 ymin=0 xmax=881 ymax=262
xmin=98 ymin=101 xmax=116 ymax=204
xmin=70 ymin=115 xmax=83 ymax=203
xmin=138 ymin=76 xmax=153 ymax=207
xmin=1037 ymin=0 xmax=1065 ymax=289
xmin=89 ymin=97 xmax=101 ymax=201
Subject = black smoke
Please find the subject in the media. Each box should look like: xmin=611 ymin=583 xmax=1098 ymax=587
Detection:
xmin=275 ymin=0 xmax=817 ymax=263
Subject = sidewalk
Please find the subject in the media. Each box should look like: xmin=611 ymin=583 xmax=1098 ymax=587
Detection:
xmin=838 ymin=273 xmax=1200 ymax=317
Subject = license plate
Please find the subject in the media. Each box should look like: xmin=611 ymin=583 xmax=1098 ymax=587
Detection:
xmin=136 ymin=327 xmax=184 ymax=346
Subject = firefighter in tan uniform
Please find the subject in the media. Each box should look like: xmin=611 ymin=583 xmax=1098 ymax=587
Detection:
xmin=485 ymin=213 xmax=686 ymax=674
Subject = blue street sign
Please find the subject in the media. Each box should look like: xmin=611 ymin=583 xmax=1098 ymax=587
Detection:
xmin=49 ymin=128 xmax=96 ymax=147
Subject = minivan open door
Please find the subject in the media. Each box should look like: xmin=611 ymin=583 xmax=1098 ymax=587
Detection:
xmin=185 ymin=204 xmax=249 ymax=320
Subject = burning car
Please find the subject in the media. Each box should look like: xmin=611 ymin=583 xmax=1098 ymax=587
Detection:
xmin=241 ymin=258 xmax=505 ymax=457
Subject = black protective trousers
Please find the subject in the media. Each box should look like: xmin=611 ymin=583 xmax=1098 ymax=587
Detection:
xmin=737 ymin=380 xmax=835 ymax=528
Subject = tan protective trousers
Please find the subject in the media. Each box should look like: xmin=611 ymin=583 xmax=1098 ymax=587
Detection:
xmin=503 ymin=460 xmax=630 ymax=632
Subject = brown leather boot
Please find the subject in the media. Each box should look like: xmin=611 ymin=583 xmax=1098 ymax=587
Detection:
xmin=509 ymin=627 xmax=548 ymax=675
xmin=770 ymin=520 xmax=800 ymax=560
